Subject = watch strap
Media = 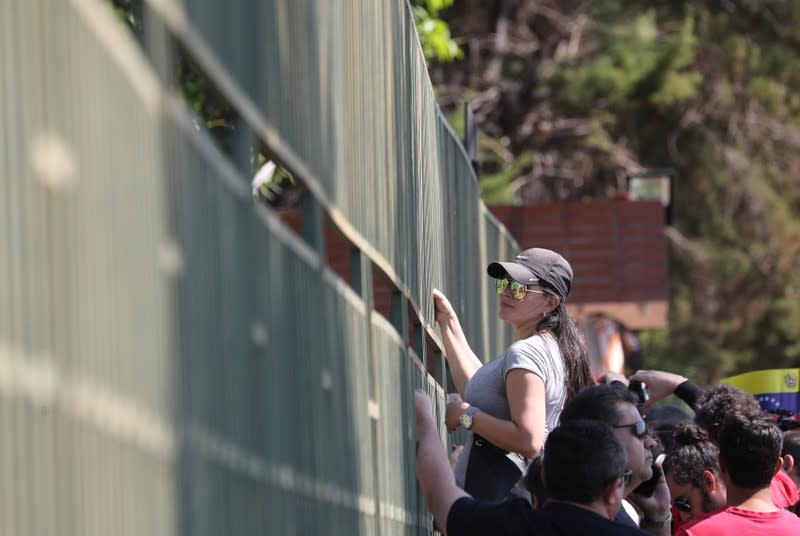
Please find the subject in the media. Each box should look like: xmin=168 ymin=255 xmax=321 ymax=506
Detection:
xmin=642 ymin=510 xmax=672 ymax=528
xmin=461 ymin=405 xmax=480 ymax=429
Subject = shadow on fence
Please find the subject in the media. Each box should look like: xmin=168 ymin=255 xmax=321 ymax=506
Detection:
xmin=0 ymin=0 xmax=517 ymax=534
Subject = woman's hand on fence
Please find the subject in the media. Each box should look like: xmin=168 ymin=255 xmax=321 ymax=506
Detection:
xmin=432 ymin=288 xmax=457 ymax=326
xmin=432 ymin=288 xmax=482 ymax=398
xmin=445 ymin=397 xmax=469 ymax=432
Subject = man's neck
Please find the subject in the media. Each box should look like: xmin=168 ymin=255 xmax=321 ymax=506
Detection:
xmin=726 ymin=486 xmax=778 ymax=513
xmin=548 ymin=499 xmax=612 ymax=519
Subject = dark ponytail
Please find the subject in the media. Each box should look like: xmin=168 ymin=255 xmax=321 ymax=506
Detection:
xmin=536 ymin=302 xmax=593 ymax=402
xmin=664 ymin=424 xmax=719 ymax=486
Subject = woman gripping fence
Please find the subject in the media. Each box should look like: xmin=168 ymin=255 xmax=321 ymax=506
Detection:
xmin=433 ymin=248 xmax=593 ymax=501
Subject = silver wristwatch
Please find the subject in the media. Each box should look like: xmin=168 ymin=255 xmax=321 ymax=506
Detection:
xmin=459 ymin=406 xmax=480 ymax=430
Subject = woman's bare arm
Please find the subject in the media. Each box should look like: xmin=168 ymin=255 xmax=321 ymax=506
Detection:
xmin=433 ymin=288 xmax=483 ymax=398
xmin=449 ymin=369 xmax=546 ymax=459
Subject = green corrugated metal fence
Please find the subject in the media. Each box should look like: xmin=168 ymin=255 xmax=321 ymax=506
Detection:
xmin=0 ymin=0 xmax=517 ymax=534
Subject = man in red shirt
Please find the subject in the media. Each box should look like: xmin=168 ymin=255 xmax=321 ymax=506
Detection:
xmin=630 ymin=374 xmax=800 ymax=517
xmin=780 ymin=429 xmax=800 ymax=514
xmin=676 ymin=412 xmax=800 ymax=535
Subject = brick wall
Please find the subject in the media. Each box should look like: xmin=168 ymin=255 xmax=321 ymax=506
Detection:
xmin=490 ymin=201 xmax=668 ymax=329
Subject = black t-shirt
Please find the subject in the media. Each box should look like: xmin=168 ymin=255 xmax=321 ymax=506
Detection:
xmin=614 ymin=505 xmax=640 ymax=528
xmin=447 ymin=497 xmax=648 ymax=536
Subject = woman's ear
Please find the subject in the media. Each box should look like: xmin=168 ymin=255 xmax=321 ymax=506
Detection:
xmin=547 ymin=295 xmax=561 ymax=313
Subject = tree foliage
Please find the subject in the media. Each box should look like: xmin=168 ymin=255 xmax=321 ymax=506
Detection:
xmin=432 ymin=0 xmax=800 ymax=383
xmin=411 ymin=0 xmax=462 ymax=63
xmin=106 ymin=0 xmax=800 ymax=383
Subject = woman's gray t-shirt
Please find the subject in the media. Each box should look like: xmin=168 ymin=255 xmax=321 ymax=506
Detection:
xmin=453 ymin=333 xmax=567 ymax=495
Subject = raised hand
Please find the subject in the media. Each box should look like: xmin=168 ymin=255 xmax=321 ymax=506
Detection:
xmin=432 ymin=288 xmax=458 ymax=326
xmin=629 ymin=370 xmax=687 ymax=412
xmin=445 ymin=393 xmax=470 ymax=432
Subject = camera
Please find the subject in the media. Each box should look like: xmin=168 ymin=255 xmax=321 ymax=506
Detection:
xmin=628 ymin=381 xmax=650 ymax=407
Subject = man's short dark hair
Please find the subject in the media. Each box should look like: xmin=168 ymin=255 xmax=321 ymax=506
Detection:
xmin=663 ymin=424 xmax=719 ymax=486
xmin=543 ymin=419 xmax=627 ymax=504
xmin=694 ymin=384 xmax=763 ymax=442
xmin=718 ymin=412 xmax=783 ymax=489
xmin=559 ymin=383 xmax=638 ymax=426
xmin=783 ymin=429 xmax=800 ymax=461
xmin=523 ymin=453 xmax=547 ymax=507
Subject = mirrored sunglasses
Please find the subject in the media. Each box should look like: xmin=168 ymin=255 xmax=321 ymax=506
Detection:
xmin=495 ymin=278 xmax=548 ymax=301
xmin=612 ymin=420 xmax=649 ymax=440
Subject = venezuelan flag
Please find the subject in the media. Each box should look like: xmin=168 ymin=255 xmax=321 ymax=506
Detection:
xmin=720 ymin=369 xmax=800 ymax=413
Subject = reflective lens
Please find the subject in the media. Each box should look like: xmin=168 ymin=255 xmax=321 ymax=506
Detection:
xmin=496 ymin=278 xmax=509 ymax=295
xmin=613 ymin=420 xmax=648 ymax=439
xmin=510 ymin=280 xmax=526 ymax=300
xmin=495 ymin=278 xmax=538 ymax=301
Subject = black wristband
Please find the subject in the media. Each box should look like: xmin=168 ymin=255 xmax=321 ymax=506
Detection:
xmin=674 ymin=380 xmax=703 ymax=410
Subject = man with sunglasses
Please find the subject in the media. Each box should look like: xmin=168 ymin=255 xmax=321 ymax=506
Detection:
xmin=559 ymin=384 xmax=673 ymax=535
xmin=675 ymin=412 xmax=800 ymax=535
xmin=661 ymin=424 xmax=726 ymax=527
xmin=414 ymin=390 xmax=648 ymax=535
xmin=624 ymin=373 xmax=799 ymax=516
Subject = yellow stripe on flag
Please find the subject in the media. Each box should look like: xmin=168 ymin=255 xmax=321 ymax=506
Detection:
xmin=720 ymin=368 xmax=800 ymax=395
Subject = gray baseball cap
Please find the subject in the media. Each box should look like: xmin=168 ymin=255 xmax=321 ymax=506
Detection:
xmin=487 ymin=247 xmax=573 ymax=301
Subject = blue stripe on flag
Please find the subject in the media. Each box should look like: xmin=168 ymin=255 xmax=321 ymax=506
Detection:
xmin=754 ymin=392 xmax=799 ymax=413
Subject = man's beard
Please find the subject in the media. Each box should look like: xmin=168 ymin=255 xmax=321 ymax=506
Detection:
xmin=700 ymin=484 xmax=723 ymax=513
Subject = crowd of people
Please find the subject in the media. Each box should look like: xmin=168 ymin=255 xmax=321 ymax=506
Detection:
xmin=416 ymin=247 xmax=800 ymax=535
